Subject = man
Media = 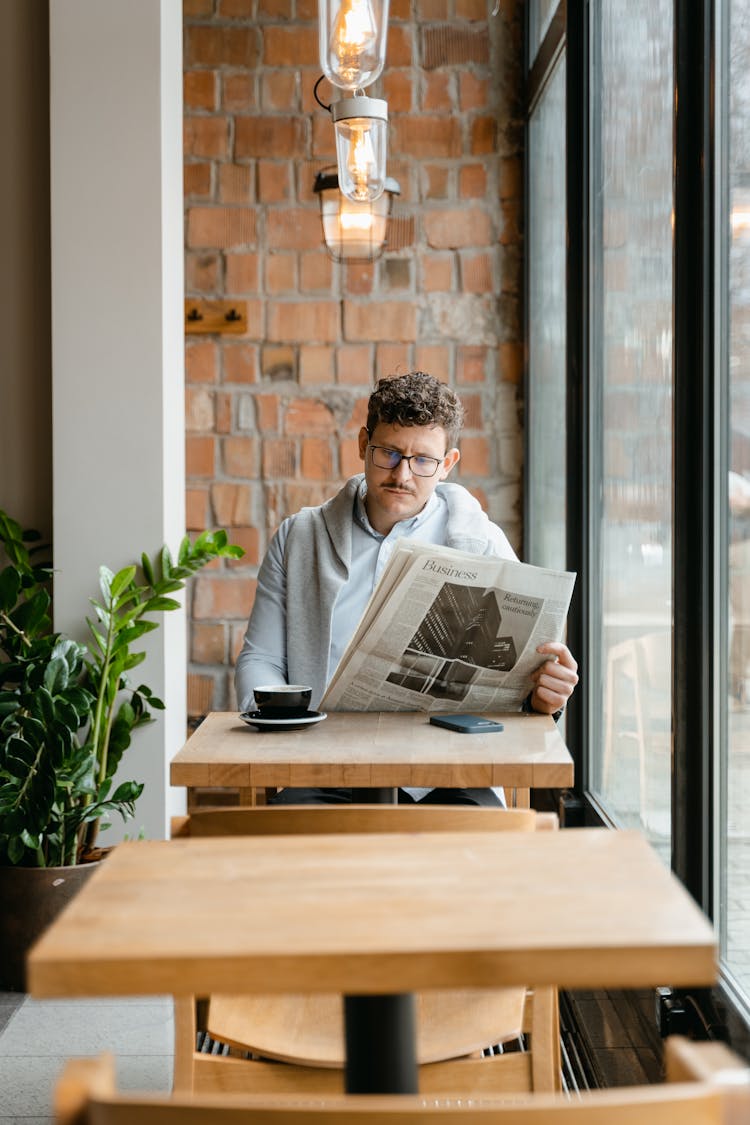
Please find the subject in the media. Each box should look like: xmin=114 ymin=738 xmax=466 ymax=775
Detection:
xmin=235 ymin=371 xmax=578 ymax=804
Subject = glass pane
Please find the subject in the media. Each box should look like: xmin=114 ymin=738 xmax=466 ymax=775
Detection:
xmin=527 ymin=57 xmax=567 ymax=569
xmin=589 ymin=0 xmax=674 ymax=859
xmin=722 ymin=0 xmax=750 ymax=1002
xmin=528 ymin=0 xmax=561 ymax=61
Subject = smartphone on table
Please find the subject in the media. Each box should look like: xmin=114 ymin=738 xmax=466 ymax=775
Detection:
xmin=429 ymin=714 xmax=505 ymax=735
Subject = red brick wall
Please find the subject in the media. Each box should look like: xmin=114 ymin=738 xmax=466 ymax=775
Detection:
xmin=183 ymin=0 xmax=525 ymax=711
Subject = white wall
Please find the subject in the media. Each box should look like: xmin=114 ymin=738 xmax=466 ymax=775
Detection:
xmin=49 ymin=0 xmax=186 ymax=841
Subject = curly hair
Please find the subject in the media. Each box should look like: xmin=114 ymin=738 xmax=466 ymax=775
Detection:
xmin=366 ymin=372 xmax=465 ymax=448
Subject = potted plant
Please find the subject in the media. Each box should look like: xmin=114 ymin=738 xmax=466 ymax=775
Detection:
xmin=0 ymin=508 xmax=243 ymax=987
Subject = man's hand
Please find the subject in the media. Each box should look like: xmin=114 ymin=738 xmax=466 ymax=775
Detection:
xmin=528 ymin=642 xmax=579 ymax=716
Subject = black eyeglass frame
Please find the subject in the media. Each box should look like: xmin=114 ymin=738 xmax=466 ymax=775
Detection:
xmin=367 ymin=443 xmax=445 ymax=478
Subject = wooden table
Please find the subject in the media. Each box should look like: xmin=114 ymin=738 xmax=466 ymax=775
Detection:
xmin=171 ymin=710 xmax=574 ymax=808
xmin=28 ymin=828 xmax=716 ymax=1093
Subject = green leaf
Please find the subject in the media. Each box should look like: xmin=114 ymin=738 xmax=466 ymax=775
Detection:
xmin=143 ymin=596 xmax=180 ymax=614
xmin=161 ymin=545 xmax=174 ymax=579
xmin=0 ymin=566 xmax=20 ymax=613
xmin=123 ymin=651 xmax=147 ymax=671
xmin=43 ymin=656 xmax=69 ymax=695
xmin=98 ymin=566 xmax=114 ymax=605
xmin=109 ymin=565 xmax=137 ymax=599
xmin=140 ymin=552 xmax=155 ymax=586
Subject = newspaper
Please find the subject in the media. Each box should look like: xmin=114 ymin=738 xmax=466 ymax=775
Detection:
xmin=320 ymin=540 xmax=576 ymax=713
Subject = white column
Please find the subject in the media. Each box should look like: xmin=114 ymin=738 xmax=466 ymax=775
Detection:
xmin=49 ymin=0 xmax=186 ymax=842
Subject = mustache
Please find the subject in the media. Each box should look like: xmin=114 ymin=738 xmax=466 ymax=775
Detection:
xmin=382 ymin=483 xmax=417 ymax=495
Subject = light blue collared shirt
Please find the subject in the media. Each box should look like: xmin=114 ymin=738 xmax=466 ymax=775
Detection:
xmin=327 ymin=482 xmax=450 ymax=680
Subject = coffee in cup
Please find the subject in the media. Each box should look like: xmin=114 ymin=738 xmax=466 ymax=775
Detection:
xmin=254 ymin=684 xmax=312 ymax=719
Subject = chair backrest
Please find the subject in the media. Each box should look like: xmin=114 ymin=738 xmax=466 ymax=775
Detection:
xmin=171 ymin=804 xmax=558 ymax=838
xmin=55 ymin=1039 xmax=750 ymax=1125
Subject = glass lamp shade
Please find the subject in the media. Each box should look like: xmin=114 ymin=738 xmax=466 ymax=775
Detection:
xmin=319 ymin=0 xmax=390 ymax=91
xmin=332 ymin=96 xmax=388 ymax=203
xmin=314 ymin=171 xmax=400 ymax=262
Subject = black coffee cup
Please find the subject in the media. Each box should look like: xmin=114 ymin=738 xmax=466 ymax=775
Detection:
xmin=254 ymin=684 xmax=312 ymax=719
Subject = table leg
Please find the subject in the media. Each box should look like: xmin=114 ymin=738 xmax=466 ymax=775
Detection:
xmin=344 ymin=993 xmax=418 ymax=1094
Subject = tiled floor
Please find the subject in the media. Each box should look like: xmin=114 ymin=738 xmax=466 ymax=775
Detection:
xmin=0 ymin=993 xmax=173 ymax=1123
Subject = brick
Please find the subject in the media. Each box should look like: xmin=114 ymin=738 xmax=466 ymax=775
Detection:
xmin=285 ymin=483 xmax=333 ymax=512
xmin=223 ymin=436 xmax=258 ymax=477
xmin=498 ymin=341 xmax=524 ymax=384
xmin=498 ymin=199 xmax=522 ymax=246
xmin=457 ymin=345 xmax=488 ymax=384
xmin=184 ymin=162 xmax=212 ymax=199
xmin=414 ymin=345 xmax=451 ymax=380
xmin=499 ymin=156 xmax=522 ymax=200
xmin=344 ymin=301 xmax=417 ymax=342
xmin=311 ymin=114 xmax=337 ymax=159
xmin=259 ymin=0 xmax=293 ymax=15
xmin=261 ymin=345 xmax=296 ymax=380
xmin=191 ymin=624 xmax=227 ymax=665
xmin=300 ymin=251 xmax=333 ymax=292
xmin=285 ymin=398 xmax=337 ymax=436
xmin=299 ymin=345 xmax=334 ymax=384
xmin=225 ymin=526 xmax=260 ymax=567
xmin=340 ymin=437 xmax=363 ymax=476
xmin=390 ymin=0 xmax=411 ymax=14
xmin=268 ymin=301 xmax=339 ymax=343
xmin=193 ymin=575 xmax=256 ymax=619
xmin=460 ymin=251 xmax=494 ymax=293
xmin=235 ymin=116 xmax=307 ymax=159
xmin=261 ymin=71 xmax=298 ymax=111
xmin=219 ymin=0 xmax=255 ymax=15
xmin=258 ymin=161 xmax=292 ymax=203
xmin=345 ymin=396 xmax=369 ymax=432
xmin=392 ymin=116 xmax=461 ymax=158
xmin=186 ymin=435 xmax=215 ymax=479
xmin=386 ymin=24 xmax=413 ymax=66
xmin=421 ymin=164 xmax=451 ymax=200
xmin=459 ymin=393 xmax=483 ymax=430
xmin=222 ymin=342 xmax=258 ymax=385
xmin=186 ymin=339 xmax=219 ymax=384
xmin=211 ymin=482 xmax=254 ymax=525
xmin=262 ymin=438 xmax=297 ymax=478
xmin=417 ymin=0 xmax=449 ymax=16
xmin=457 ymin=435 xmax=490 ymax=475
xmin=225 ymin=253 xmax=260 ymax=293
xmin=459 ymin=163 xmax=487 ymax=199
xmin=296 ymin=0 xmax=317 ymax=16
xmin=186 ymin=488 xmax=209 ymax=530
xmin=376 ymin=344 xmax=411 ymax=378
xmin=471 ymin=115 xmax=498 ymax=155
xmin=342 ymin=262 xmax=375 ymax=296
xmin=184 ymin=0 xmax=213 ymax=15
xmin=422 ymin=72 xmax=453 ymax=111
xmin=223 ymin=72 xmax=256 ymax=112
xmin=186 ymin=387 xmax=215 ymax=432
xmin=187 ymin=206 xmax=257 ymax=249
xmin=456 ymin=0 xmax=487 ymax=16
xmin=459 ymin=72 xmax=489 ymax=111
xmin=301 ymin=437 xmax=334 ymax=480
xmin=262 ymin=25 xmax=318 ymax=66
xmin=266 ymin=208 xmax=321 ymax=250
xmin=255 ymin=394 xmax=280 ymax=431
xmin=186 ymin=251 xmax=220 ymax=292
xmin=266 ymin=253 xmax=297 ymax=293
xmin=422 ymin=25 xmax=489 ymax=67
xmin=186 ymin=26 xmax=259 ymax=68
xmin=421 ymin=254 xmax=453 ymax=292
xmin=424 ymin=208 xmax=491 ymax=249
xmin=337 ymin=344 xmax=373 ymax=385
xmin=219 ymin=164 xmax=254 ymax=204
xmin=184 ymin=70 xmax=216 ymax=111
xmin=184 ymin=115 xmax=229 ymax=159
xmin=215 ymin=392 xmax=233 ymax=433
xmin=382 ymin=71 xmax=413 ymax=112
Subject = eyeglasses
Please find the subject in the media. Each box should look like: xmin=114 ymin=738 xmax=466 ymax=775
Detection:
xmin=367 ymin=444 xmax=444 ymax=478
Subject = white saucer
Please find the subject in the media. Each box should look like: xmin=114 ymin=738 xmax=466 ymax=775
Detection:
xmin=240 ymin=710 xmax=327 ymax=732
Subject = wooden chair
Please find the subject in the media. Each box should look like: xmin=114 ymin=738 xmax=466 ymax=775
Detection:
xmin=55 ymin=1037 xmax=750 ymax=1125
xmin=170 ymin=804 xmax=560 ymax=1098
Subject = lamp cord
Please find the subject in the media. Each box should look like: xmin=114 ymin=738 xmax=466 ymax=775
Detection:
xmin=313 ymin=74 xmax=332 ymax=112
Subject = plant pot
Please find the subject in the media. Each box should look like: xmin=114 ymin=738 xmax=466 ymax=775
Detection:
xmin=0 ymin=859 xmax=101 ymax=992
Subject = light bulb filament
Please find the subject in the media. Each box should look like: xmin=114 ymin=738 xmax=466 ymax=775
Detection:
xmin=330 ymin=0 xmax=378 ymax=84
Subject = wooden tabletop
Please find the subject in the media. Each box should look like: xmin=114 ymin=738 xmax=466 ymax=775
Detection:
xmin=170 ymin=711 xmax=574 ymax=792
xmin=28 ymin=828 xmax=715 ymax=999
